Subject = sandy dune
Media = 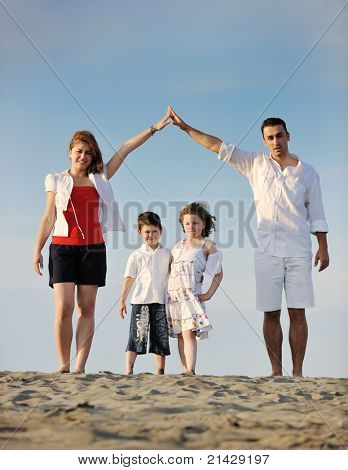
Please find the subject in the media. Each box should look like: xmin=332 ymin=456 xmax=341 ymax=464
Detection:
xmin=0 ymin=371 xmax=347 ymax=450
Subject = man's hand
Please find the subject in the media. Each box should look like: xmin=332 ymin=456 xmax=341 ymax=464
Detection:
xmin=168 ymin=106 xmax=189 ymax=131
xmin=119 ymin=301 xmax=127 ymax=319
xmin=314 ymin=247 xmax=330 ymax=272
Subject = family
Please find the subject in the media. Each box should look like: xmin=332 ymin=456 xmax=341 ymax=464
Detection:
xmin=33 ymin=107 xmax=329 ymax=377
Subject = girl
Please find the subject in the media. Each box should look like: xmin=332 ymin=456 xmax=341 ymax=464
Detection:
xmin=166 ymin=202 xmax=223 ymax=376
xmin=33 ymin=112 xmax=171 ymax=373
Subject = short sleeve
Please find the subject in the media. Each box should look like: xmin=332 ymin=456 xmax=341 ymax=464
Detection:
xmin=205 ymin=251 xmax=223 ymax=276
xmin=218 ymin=141 xmax=257 ymax=178
xmin=124 ymin=253 xmax=138 ymax=278
xmin=45 ymin=173 xmax=57 ymax=193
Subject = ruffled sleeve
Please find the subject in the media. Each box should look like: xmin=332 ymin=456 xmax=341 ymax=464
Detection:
xmin=44 ymin=173 xmax=57 ymax=193
xmin=205 ymin=251 xmax=223 ymax=276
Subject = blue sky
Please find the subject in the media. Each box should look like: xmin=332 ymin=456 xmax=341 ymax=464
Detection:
xmin=1 ymin=0 xmax=347 ymax=376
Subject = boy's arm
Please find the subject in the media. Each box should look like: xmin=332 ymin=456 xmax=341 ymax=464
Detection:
xmin=169 ymin=106 xmax=222 ymax=154
xmin=119 ymin=277 xmax=135 ymax=319
xmin=106 ymin=110 xmax=171 ymax=179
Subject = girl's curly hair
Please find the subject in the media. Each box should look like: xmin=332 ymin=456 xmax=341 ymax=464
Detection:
xmin=179 ymin=202 xmax=216 ymax=238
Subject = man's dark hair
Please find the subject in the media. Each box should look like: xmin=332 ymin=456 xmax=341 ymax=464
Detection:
xmin=137 ymin=211 xmax=162 ymax=231
xmin=261 ymin=117 xmax=288 ymax=137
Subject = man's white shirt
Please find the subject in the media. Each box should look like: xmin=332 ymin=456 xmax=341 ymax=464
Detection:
xmin=219 ymin=142 xmax=328 ymax=257
xmin=124 ymin=243 xmax=171 ymax=304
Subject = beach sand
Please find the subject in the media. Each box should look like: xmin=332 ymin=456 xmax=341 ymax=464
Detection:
xmin=0 ymin=371 xmax=347 ymax=450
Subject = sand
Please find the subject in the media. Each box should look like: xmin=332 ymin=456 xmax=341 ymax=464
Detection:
xmin=0 ymin=371 xmax=347 ymax=450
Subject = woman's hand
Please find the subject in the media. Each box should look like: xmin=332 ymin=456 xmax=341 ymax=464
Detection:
xmin=168 ymin=106 xmax=189 ymax=131
xmin=198 ymin=293 xmax=211 ymax=302
xmin=33 ymin=252 xmax=44 ymax=276
xmin=152 ymin=109 xmax=172 ymax=132
xmin=119 ymin=301 xmax=127 ymax=319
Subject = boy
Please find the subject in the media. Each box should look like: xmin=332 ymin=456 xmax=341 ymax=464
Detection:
xmin=119 ymin=212 xmax=171 ymax=374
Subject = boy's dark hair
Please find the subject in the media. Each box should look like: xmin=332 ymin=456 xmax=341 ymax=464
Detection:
xmin=137 ymin=211 xmax=162 ymax=231
xmin=179 ymin=202 xmax=216 ymax=238
xmin=261 ymin=117 xmax=288 ymax=137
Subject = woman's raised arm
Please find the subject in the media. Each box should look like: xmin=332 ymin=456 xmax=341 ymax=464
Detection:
xmin=106 ymin=110 xmax=171 ymax=179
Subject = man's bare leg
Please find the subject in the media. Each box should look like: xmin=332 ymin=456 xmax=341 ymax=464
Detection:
xmin=263 ymin=310 xmax=283 ymax=376
xmin=288 ymin=308 xmax=308 ymax=377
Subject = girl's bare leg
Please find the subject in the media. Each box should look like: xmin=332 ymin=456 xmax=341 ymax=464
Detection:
xmin=182 ymin=329 xmax=197 ymax=373
xmin=178 ymin=333 xmax=187 ymax=372
xmin=74 ymin=285 xmax=98 ymax=372
xmin=53 ymin=283 xmax=75 ymax=372
xmin=154 ymin=354 xmax=165 ymax=374
xmin=125 ymin=351 xmax=137 ymax=374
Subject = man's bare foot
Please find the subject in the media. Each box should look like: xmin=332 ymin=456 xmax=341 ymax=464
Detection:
xmin=157 ymin=368 xmax=165 ymax=375
xmin=57 ymin=367 xmax=70 ymax=373
xmin=293 ymin=372 xmax=303 ymax=377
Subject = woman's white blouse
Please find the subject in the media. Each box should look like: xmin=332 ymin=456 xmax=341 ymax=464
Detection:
xmin=45 ymin=167 xmax=125 ymax=237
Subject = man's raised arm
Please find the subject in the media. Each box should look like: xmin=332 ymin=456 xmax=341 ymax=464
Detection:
xmin=169 ymin=106 xmax=222 ymax=154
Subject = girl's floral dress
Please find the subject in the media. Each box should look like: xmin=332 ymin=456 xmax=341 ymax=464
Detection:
xmin=166 ymin=240 xmax=222 ymax=340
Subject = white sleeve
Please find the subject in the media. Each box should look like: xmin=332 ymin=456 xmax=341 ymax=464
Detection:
xmin=124 ymin=254 xmax=138 ymax=278
xmin=44 ymin=173 xmax=57 ymax=193
xmin=218 ymin=141 xmax=257 ymax=178
xmin=205 ymin=251 xmax=223 ymax=276
xmin=306 ymin=171 xmax=329 ymax=234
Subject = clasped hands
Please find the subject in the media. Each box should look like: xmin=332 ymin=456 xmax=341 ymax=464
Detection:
xmin=152 ymin=106 xmax=188 ymax=133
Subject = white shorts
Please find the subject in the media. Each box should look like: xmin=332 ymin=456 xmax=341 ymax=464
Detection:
xmin=254 ymin=252 xmax=315 ymax=312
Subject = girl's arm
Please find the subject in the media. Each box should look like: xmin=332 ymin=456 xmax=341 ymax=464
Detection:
xmin=106 ymin=110 xmax=171 ymax=180
xmin=33 ymin=192 xmax=56 ymax=275
xmin=198 ymin=240 xmax=223 ymax=301
xmin=198 ymin=269 xmax=223 ymax=302
xmin=119 ymin=277 xmax=135 ymax=319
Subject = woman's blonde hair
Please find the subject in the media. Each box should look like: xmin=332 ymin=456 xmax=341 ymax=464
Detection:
xmin=68 ymin=130 xmax=103 ymax=174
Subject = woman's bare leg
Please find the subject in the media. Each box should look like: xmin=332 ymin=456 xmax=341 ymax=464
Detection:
xmin=182 ymin=329 xmax=197 ymax=373
xmin=74 ymin=285 xmax=98 ymax=372
xmin=53 ymin=283 xmax=75 ymax=372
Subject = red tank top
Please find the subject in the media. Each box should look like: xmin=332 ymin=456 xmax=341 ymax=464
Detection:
xmin=52 ymin=186 xmax=104 ymax=245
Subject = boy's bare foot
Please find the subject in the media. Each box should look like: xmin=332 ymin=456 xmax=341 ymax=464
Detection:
xmin=157 ymin=368 xmax=165 ymax=375
xmin=72 ymin=369 xmax=85 ymax=374
xmin=57 ymin=367 xmax=70 ymax=373
xmin=126 ymin=367 xmax=134 ymax=375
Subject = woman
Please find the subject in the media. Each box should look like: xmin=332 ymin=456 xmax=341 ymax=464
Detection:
xmin=33 ymin=112 xmax=170 ymax=373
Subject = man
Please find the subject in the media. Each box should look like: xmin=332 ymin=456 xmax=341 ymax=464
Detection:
xmin=168 ymin=106 xmax=329 ymax=377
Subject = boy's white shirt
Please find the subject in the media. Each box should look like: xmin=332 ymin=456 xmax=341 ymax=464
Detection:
xmin=124 ymin=243 xmax=171 ymax=304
